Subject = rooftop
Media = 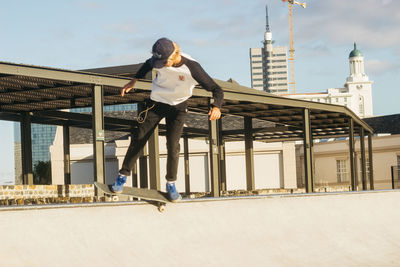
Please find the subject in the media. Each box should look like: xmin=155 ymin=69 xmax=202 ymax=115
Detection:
xmin=0 ymin=60 xmax=373 ymax=142
xmin=363 ymin=114 xmax=400 ymax=135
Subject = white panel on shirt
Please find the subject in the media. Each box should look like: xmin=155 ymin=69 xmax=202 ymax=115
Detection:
xmin=150 ymin=53 xmax=198 ymax=106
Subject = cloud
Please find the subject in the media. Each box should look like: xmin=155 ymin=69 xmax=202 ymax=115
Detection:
xmin=298 ymin=41 xmax=333 ymax=58
xmin=94 ymin=52 xmax=149 ymax=67
xmin=106 ymin=22 xmax=138 ymax=34
xmin=76 ymin=0 xmax=104 ymax=10
xmin=365 ymin=59 xmax=400 ymax=75
xmin=188 ymin=13 xmax=263 ymax=49
xmin=294 ymin=0 xmax=400 ymax=49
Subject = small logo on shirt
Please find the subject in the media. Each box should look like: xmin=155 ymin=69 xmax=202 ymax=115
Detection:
xmin=152 ymin=52 xmax=162 ymax=59
xmin=179 ymin=75 xmax=185 ymax=81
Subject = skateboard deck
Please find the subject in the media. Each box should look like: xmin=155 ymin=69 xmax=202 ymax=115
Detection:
xmin=94 ymin=182 xmax=170 ymax=212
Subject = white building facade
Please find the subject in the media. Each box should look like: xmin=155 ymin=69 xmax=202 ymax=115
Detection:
xmin=50 ymin=126 xmax=298 ymax=191
xmin=283 ymin=43 xmax=373 ymax=118
xmin=297 ymin=134 xmax=400 ymax=190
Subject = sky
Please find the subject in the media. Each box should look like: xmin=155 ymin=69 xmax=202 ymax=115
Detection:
xmin=0 ymin=0 xmax=399 ymax=181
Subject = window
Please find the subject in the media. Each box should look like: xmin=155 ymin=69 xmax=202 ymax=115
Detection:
xmin=359 ymin=96 xmax=364 ymax=115
xmin=267 ymin=77 xmax=287 ymax=81
xmin=271 ymin=65 xmax=286 ymax=69
xmin=271 ymin=71 xmax=287 ymax=75
xmin=336 ymin=159 xmax=348 ymax=183
xmin=397 ymin=155 xmax=400 ymax=181
xmin=252 ymin=55 xmax=262 ymax=58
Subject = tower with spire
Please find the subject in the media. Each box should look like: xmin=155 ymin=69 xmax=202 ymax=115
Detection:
xmin=283 ymin=42 xmax=373 ymax=118
xmin=344 ymin=42 xmax=373 ymax=117
xmin=249 ymin=5 xmax=289 ymax=94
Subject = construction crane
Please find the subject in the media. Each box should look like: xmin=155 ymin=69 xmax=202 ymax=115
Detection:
xmin=282 ymin=0 xmax=306 ymax=94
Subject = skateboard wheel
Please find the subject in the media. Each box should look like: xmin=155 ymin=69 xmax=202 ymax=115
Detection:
xmin=158 ymin=204 xmax=166 ymax=212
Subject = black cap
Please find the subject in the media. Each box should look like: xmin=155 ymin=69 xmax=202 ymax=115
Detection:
xmin=151 ymin=38 xmax=175 ymax=68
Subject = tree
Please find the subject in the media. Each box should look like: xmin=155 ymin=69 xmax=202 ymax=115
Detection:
xmin=33 ymin=161 xmax=51 ymax=184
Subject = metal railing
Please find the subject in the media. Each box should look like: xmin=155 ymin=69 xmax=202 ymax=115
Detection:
xmin=391 ymin=166 xmax=400 ymax=189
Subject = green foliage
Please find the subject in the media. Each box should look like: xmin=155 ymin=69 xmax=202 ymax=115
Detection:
xmin=33 ymin=161 xmax=51 ymax=184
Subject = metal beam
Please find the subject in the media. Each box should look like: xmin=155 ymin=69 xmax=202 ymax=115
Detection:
xmin=368 ymin=133 xmax=374 ymax=190
xmin=92 ymin=85 xmax=105 ymax=188
xmin=0 ymin=61 xmax=373 ymax=133
xmin=148 ymin=125 xmax=160 ymax=190
xmin=218 ymin=91 xmax=373 ymax=132
xmin=132 ymin=161 xmax=138 ymax=188
xmin=139 ymin=145 xmax=148 ymax=189
xmin=349 ymin=118 xmax=356 ymax=191
xmin=360 ymin=127 xmax=367 ymax=190
xmin=244 ymin=117 xmax=255 ymax=191
xmin=63 ymin=126 xmax=71 ymax=185
xmin=0 ymin=112 xmax=21 ymax=121
xmin=137 ymin=103 xmax=148 ymax=189
xmin=218 ymin=119 xmax=227 ymax=192
xmin=302 ymin=109 xmax=314 ymax=193
xmin=184 ymin=135 xmax=191 ymax=194
xmin=20 ymin=112 xmax=33 ymax=185
xmin=208 ymin=117 xmax=220 ymax=197
xmin=0 ymin=61 xmax=136 ymax=89
xmin=34 ymin=110 xmax=139 ymax=128
xmin=222 ymin=126 xmax=293 ymax=136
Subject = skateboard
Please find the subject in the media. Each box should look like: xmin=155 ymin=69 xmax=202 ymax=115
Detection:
xmin=94 ymin=182 xmax=170 ymax=212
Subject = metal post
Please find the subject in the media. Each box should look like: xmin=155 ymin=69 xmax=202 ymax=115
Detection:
xmin=92 ymin=85 xmax=105 ymax=186
xmin=63 ymin=125 xmax=71 ymax=185
xmin=132 ymin=162 xmax=138 ymax=188
xmin=183 ymin=135 xmax=191 ymax=194
xmin=391 ymin=166 xmax=395 ymax=190
xmin=138 ymin=103 xmax=148 ymax=189
xmin=148 ymin=125 xmax=160 ymax=190
xmin=244 ymin=117 xmax=255 ymax=191
xmin=360 ymin=127 xmax=367 ymax=190
xmin=302 ymin=108 xmax=314 ymax=193
xmin=349 ymin=118 xmax=356 ymax=191
xmin=218 ymin=118 xmax=227 ymax=192
xmin=368 ymin=132 xmax=374 ymax=190
xmin=139 ymin=145 xmax=148 ymax=189
xmin=20 ymin=112 xmax=33 ymax=185
xmin=208 ymin=118 xmax=220 ymax=197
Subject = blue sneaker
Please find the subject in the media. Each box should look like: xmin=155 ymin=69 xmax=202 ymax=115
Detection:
xmin=111 ymin=174 xmax=127 ymax=193
xmin=166 ymin=182 xmax=182 ymax=202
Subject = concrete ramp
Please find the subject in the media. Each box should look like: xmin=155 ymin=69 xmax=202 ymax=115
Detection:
xmin=1 ymin=191 xmax=400 ymax=266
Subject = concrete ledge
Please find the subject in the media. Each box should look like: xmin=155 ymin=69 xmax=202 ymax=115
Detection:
xmin=0 ymin=184 xmax=353 ymax=208
xmin=1 ymin=190 xmax=399 ymax=266
xmin=0 ymin=188 xmax=396 ymax=211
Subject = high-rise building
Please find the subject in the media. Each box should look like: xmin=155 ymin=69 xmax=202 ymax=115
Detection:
xmin=283 ymin=43 xmax=373 ymax=118
xmin=250 ymin=5 xmax=289 ymax=94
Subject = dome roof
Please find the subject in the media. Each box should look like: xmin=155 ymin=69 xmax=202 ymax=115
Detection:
xmin=349 ymin=42 xmax=363 ymax=58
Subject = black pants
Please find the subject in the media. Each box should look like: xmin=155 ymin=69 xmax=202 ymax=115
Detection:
xmin=119 ymin=99 xmax=188 ymax=182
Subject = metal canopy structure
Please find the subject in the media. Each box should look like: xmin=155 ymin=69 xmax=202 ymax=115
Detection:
xmin=0 ymin=61 xmax=374 ymax=195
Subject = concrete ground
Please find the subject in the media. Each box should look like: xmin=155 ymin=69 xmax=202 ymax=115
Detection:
xmin=1 ymin=190 xmax=400 ymax=267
